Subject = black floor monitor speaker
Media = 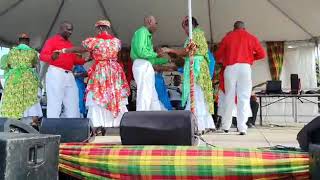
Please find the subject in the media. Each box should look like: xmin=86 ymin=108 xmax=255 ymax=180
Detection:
xmin=39 ymin=118 xmax=91 ymax=143
xmin=297 ymin=116 xmax=320 ymax=151
xmin=291 ymin=74 xmax=300 ymax=94
xmin=0 ymin=133 xmax=60 ymax=180
xmin=0 ymin=118 xmax=38 ymax=133
xmin=120 ymin=111 xmax=198 ymax=145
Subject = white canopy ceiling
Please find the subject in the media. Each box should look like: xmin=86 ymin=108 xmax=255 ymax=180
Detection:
xmin=0 ymin=0 xmax=319 ymax=49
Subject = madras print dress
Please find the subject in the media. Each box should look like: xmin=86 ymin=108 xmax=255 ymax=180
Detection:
xmin=82 ymin=32 xmax=130 ymax=127
xmin=182 ymin=28 xmax=216 ymax=131
xmin=0 ymin=44 xmax=39 ymax=119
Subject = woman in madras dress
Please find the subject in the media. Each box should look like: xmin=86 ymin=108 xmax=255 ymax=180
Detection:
xmin=0 ymin=33 xmax=42 ymax=124
xmin=162 ymin=17 xmax=216 ymax=134
xmin=61 ymin=20 xmax=130 ymax=135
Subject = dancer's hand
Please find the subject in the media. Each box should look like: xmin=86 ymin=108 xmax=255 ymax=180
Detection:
xmin=186 ymin=41 xmax=197 ymax=56
xmin=154 ymin=64 xmax=178 ymax=72
xmin=51 ymin=51 xmax=60 ymax=60
xmin=156 ymin=48 xmax=165 ymax=57
xmin=161 ymin=47 xmax=172 ymax=53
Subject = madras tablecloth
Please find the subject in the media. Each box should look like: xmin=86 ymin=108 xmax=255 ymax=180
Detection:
xmin=59 ymin=143 xmax=309 ymax=180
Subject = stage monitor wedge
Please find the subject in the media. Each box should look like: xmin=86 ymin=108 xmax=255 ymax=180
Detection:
xmin=40 ymin=118 xmax=91 ymax=143
xmin=297 ymin=116 xmax=320 ymax=151
xmin=0 ymin=118 xmax=38 ymax=134
xmin=120 ymin=111 xmax=198 ymax=145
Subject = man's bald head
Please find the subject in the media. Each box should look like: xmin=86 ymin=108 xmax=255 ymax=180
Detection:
xmin=144 ymin=15 xmax=158 ymax=33
xmin=234 ymin=21 xmax=245 ymax=30
xmin=59 ymin=21 xmax=73 ymax=40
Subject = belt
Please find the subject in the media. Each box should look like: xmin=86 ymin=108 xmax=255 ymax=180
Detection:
xmin=49 ymin=66 xmax=72 ymax=74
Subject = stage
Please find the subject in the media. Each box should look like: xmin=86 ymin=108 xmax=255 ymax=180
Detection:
xmin=92 ymin=123 xmax=304 ymax=148
xmin=58 ymin=123 xmax=311 ymax=179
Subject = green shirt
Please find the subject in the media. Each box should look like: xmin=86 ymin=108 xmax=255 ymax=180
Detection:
xmin=130 ymin=26 xmax=168 ymax=65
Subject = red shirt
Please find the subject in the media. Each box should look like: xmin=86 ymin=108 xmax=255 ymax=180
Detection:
xmin=40 ymin=34 xmax=85 ymax=71
xmin=215 ymin=29 xmax=266 ymax=66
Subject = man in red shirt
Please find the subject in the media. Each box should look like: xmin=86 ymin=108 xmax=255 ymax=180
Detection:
xmin=40 ymin=21 xmax=86 ymax=118
xmin=215 ymin=21 xmax=266 ymax=135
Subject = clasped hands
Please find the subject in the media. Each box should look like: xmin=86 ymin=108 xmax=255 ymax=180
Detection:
xmin=158 ymin=41 xmax=197 ymax=56
xmin=52 ymin=48 xmax=67 ymax=60
xmin=52 ymin=48 xmax=89 ymax=61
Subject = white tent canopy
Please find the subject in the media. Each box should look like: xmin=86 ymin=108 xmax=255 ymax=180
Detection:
xmin=0 ymin=0 xmax=319 ymax=123
xmin=0 ymin=0 xmax=320 ymax=48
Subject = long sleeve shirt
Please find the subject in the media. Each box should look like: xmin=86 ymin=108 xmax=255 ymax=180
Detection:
xmin=215 ymin=29 xmax=266 ymax=67
xmin=40 ymin=34 xmax=85 ymax=71
xmin=130 ymin=26 xmax=168 ymax=65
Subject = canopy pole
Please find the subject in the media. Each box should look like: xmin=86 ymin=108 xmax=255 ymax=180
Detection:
xmin=207 ymin=0 xmax=214 ymax=47
xmin=188 ymin=0 xmax=195 ymax=113
xmin=0 ymin=0 xmax=24 ymax=17
xmin=315 ymin=38 xmax=320 ymax=87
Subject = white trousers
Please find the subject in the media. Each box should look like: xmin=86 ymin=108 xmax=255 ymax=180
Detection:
xmin=186 ymin=84 xmax=215 ymax=131
xmin=217 ymin=90 xmax=252 ymax=118
xmin=222 ymin=63 xmax=252 ymax=132
xmin=46 ymin=66 xmax=80 ymax=118
xmin=132 ymin=59 xmax=161 ymax=111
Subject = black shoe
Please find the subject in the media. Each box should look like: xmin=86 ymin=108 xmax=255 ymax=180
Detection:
xmin=239 ymin=132 xmax=247 ymax=135
xmin=205 ymin=128 xmax=216 ymax=133
xmin=95 ymin=127 xmax=106 ymax=136
xmin=247 ymin=123 xmax=255 ymax=128
xmin=224 ymin=130 xmax=229 ymax=133
xmin=196 ymin=130 xmax=205 ymax=136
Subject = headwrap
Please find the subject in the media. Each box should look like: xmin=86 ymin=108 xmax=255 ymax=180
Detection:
xmin=18 ymin=33 xmax=30 ymax=39
xmin=95 ymin=20 xmax=111 ymax=27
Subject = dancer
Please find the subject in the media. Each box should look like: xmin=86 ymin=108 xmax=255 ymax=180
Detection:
xmin=130 ymin=15 xmax=171 ymax=111
xmin=163 ymin=17 xmax=216 ymax=134
xmin=61 ymin=20 xmax=130 ymax=135
xmin=215 ymin=21 xmax=265 ymax=135
xmin=0 ymin=33 xmax=43 ymax=125
xmin=40 ymin=21 xmax=86 ymax=118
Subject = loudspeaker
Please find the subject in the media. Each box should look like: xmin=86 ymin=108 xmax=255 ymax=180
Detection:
xmin=291 ymin=74 xmax=300 ymax=94
xmin=120 ymin=111 xmax=198 ymax=145
xmin=0 ymin=133 xmax=60 ymax=180
xmin=39 ymin=118 xmax=91 ymax=143
xmin=309 ymin=143 xmax=320 ymax=180
xmin=297 ymin=116 xmax=320 ymax=151
xmin=0 ymin=118 xmax=38 ymax=134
